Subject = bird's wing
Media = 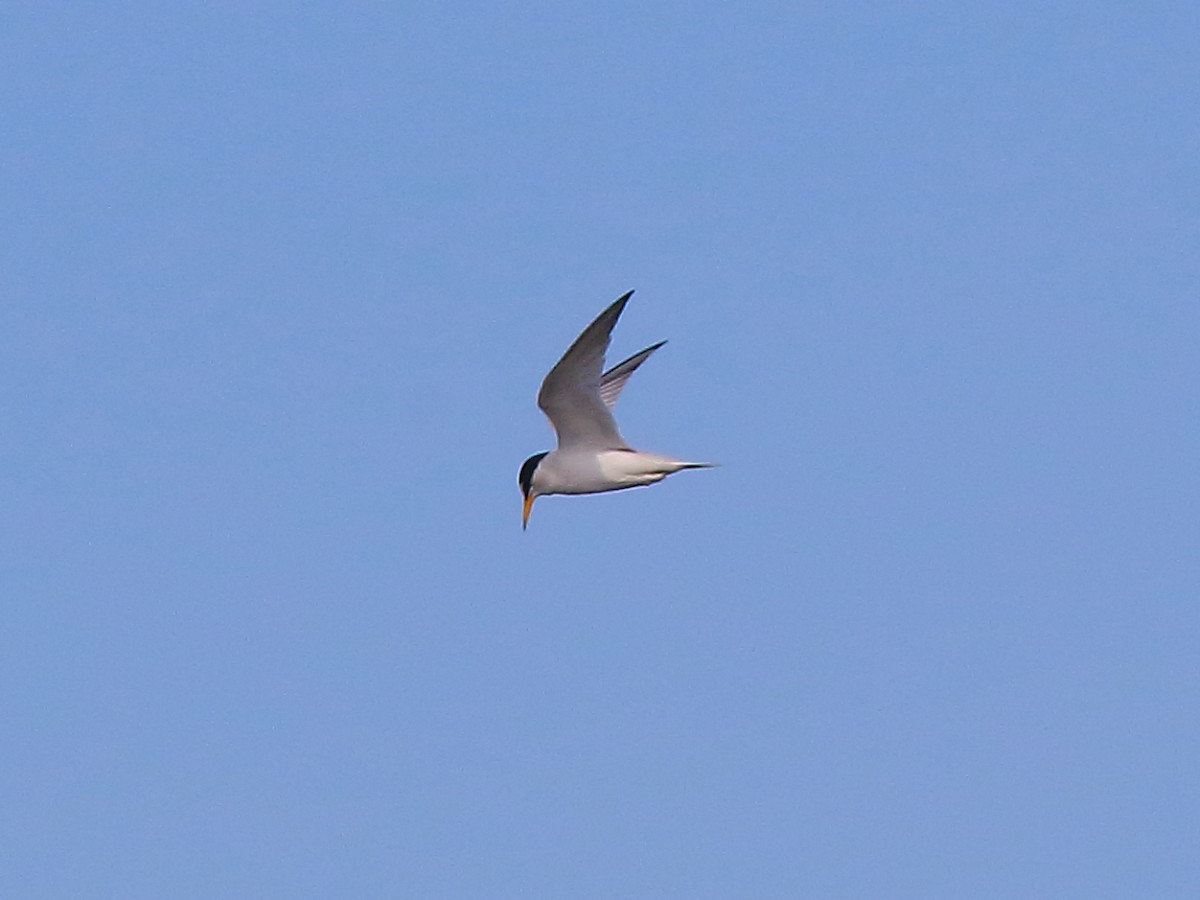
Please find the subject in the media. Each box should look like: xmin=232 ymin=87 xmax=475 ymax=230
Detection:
xmin=599 ymin=341 xmax=666 ymax=410
xmin=537 ymin=291 xmax=634 ymax=449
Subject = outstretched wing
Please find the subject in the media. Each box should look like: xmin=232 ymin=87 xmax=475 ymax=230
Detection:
xmin=537 ymin=291 xmax=633 ymax=449
xmin=599 ymin=341 xmax=666 ymax=410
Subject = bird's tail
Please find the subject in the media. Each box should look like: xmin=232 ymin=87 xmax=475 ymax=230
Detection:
xmin=651 ymin=457 xmax=719 ymax=474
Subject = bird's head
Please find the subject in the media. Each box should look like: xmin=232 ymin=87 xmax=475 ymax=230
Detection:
xmin=517 ymin=451 xmax=549 ymax=530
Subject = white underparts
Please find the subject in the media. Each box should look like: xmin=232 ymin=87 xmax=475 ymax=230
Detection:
xmin=533 ymin=448 xmax=714 ymax=496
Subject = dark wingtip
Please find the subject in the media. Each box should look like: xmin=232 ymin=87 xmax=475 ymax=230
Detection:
xmin=609 ymin=290 xmax=635 ymax=316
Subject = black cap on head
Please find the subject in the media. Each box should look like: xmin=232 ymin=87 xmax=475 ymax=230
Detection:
xmin=518 ymin=452 xmax=549 ymax=496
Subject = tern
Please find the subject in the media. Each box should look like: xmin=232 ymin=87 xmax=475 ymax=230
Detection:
xmin=519 ymin=290 xmax=714 ymax=529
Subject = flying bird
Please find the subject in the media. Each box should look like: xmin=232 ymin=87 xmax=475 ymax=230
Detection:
xmin=518 ymin=290 xmax=714 ymax=529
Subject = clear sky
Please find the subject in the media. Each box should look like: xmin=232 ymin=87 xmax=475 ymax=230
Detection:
xmin=3 ymin=2 xmax=1198 ymax=897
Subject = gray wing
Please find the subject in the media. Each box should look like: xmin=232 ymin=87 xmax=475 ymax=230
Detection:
xmin=537 ymin=291 xmax=634 ymax=449
xmin=599 ymin=341 xmax=666 ymax=410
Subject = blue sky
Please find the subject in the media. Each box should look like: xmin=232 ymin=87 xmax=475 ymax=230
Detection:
xmin=3 ymin=2 xmax=1198 ymax=897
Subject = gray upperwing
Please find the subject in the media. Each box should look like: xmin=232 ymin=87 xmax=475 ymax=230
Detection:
xmin=537 ymin=291 xmax=634 ymax=449
xmin=599 ymin=340 xmax=666 ymax=410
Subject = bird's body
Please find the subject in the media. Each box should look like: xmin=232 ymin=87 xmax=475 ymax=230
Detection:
xmin=533 ymin=448 xmax=711 ymax=496
xmin=519 ymin=291 xmax=713 ymax=528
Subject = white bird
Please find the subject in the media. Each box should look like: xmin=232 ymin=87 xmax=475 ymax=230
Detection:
xmin=519 ymin=290 xmax=714 ymax=529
